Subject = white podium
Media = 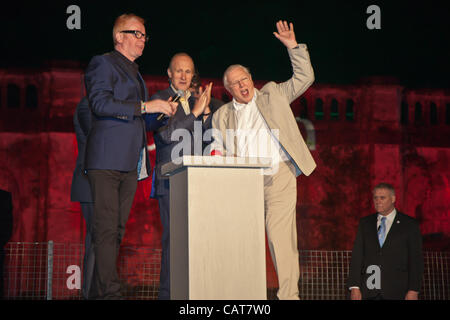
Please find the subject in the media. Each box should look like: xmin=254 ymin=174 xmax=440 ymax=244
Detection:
xmin=161 ymin=156 xmax=270 ymax=300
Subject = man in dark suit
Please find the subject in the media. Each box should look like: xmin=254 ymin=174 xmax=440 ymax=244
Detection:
xmin=144 ymin=53 xmax=212 ymax=299
xmin=70 ymin=96 xmax=94 ymax=299
xmin=84 ymin=13 xmax=176 ymax=299
xmin=347 ymin=183 xmax=424 ymax=300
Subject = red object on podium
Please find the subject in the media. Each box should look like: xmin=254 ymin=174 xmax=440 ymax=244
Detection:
xmin=210 ymin=150 xmax=222 ymax=156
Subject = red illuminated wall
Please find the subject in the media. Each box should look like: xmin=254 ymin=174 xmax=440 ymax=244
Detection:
xmin=0 ymin=67 xmax=449 ymax=256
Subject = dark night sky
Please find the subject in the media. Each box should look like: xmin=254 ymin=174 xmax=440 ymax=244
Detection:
xmin=1 ymin=1 xmax=450 ymax=87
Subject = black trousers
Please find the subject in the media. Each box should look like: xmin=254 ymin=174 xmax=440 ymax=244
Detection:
xmin=365 ymin=293 xmax=385 ymax=300
xmin=87 ymin=169 xmax=137 ymax=300
xmin=80 ymin=202 xmax=95 ymax=300
xmin=157 ymin=193 xmax=170 ymax=300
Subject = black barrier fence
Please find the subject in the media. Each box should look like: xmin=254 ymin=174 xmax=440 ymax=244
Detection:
xmin=2 ymin=242 xmax=449 ymax=300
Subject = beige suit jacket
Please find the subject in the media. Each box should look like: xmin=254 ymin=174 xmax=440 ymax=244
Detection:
xmin=211 ymin=44 xmax=316 ymax=176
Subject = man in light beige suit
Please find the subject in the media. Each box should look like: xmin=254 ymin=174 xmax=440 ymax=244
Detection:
xmin=210 ymin=20 xmax=316 ymax=300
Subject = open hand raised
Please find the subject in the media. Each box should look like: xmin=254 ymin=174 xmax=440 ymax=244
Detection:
xmin=273 ymin=20 xmax=298 ymax=49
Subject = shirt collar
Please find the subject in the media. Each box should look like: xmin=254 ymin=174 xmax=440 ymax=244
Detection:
xmin=232 ymin=92 xmax=257 ymax=111
xmin=170 ymin=85 xmax=191 ymax=100
xmin=378 ymin=208 xmax=396 ymax=222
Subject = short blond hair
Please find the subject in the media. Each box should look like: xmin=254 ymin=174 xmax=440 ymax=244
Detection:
xmin=373 ymin=182 xmax=396 ymax=196
xmin=112 ymin=13 xmax=145 ymax=45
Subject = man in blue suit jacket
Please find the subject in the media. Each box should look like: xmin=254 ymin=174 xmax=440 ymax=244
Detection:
xmin=70 ymin=96 xmax=94 ymax=299
xmin=84 ymin=13 xmax=176 ymax=299
xmin=144 ymin=53 xmax=212 ymax=299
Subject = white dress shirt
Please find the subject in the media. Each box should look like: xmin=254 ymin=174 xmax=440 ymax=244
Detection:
xmin=232 ymin=93 xmax=288 ymax=174
xmin=171 ymin=85 xmax=191 ymax=115
xmin=377 ymin=208 xmax=397 ymax=237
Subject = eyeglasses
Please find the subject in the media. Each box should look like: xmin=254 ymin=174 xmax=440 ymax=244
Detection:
xmin=229 ymin=77 xmax=249 ymax=88
xmin=120 ymin=30 xmax=149 ymax=42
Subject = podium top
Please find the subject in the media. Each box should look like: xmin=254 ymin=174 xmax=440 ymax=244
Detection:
xmin=161 ymin=156 xmax=272 ymax=176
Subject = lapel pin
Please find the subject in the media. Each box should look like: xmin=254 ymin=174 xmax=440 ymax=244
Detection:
xmin=397 ymin=220 xmax=400 ymax=224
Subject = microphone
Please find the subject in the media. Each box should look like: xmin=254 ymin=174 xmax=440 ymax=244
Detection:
xmin=156 ymin=90 xmax=183 ymax=121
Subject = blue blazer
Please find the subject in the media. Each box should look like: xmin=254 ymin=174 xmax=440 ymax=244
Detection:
xmin=84 ymin=51 xmax=152 ymax=178
xmin=144 ymin=86 xmax=213 ymax=197
xmin=70 ymin=96 xmax=93 ymax=203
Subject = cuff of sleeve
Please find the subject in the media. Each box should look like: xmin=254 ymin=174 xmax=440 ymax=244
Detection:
xmin=298 ymin=43 xmax=307 ymax=49
xmin=134 ymin=102 xmax=142 ymax=116
xmin=191 ymin=113 xmax=202 ymax=120
xmin=289 ymin=43 xmax=307 ymax=51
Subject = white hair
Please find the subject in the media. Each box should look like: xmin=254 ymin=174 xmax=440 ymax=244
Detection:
xmin=223 ymin=64 xmax=251 ymax=89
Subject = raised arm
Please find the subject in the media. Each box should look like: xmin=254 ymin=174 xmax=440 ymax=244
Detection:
xmin=272 ymin=20 xmax=315 ymax=103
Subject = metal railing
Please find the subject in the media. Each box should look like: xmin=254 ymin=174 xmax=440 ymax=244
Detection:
xmin=3 ymin=242 xmax=161 ymax=300
xmin=2 ymin=242 xmax=449 ymax=300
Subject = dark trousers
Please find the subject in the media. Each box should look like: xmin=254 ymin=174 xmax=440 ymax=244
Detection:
xmin=157 ymin=193 xmax=170 ymax=300
xmin=0 ymin=247 xmax=5 ymax=299
xmin=80 ymin=202 xmax=95 ymax=299
xmin=365 ymin=293 xmax=385 ymax=300
xmin=87 ymin=169 xmax=137 ymax=300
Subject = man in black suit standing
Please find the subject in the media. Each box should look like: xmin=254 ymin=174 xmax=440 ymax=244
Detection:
xmin=84 ymin=13 xmax=177 ymax=299
xmin=144 ymin=53 xmax=212 ymax=299
xmin=70 ymin=96 xmax=95 ymax=299
xmin=347 ymin=183 xmax=424 ymax=300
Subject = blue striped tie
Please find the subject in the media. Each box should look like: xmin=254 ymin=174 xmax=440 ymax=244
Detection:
xmin=378 ymin=217 xmax=386 ymax=247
